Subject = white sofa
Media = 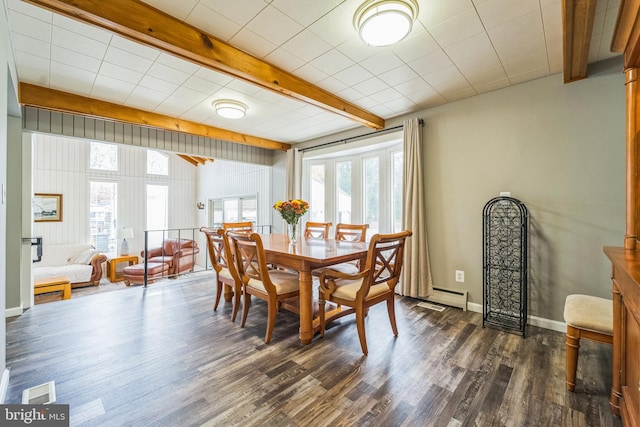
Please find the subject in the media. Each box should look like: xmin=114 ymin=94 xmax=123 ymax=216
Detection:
xmin=33 ymin=244 xmax=107 ymax=287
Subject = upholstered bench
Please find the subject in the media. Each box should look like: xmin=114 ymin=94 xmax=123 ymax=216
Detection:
xmin=563 ymin=294 xmax=613 ymax=391
xmin=123 ymin=262 xmax=169 ymax=286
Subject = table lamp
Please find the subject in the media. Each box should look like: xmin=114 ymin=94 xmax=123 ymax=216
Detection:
xmin=118 ymin=227 xmax=134 ymax=256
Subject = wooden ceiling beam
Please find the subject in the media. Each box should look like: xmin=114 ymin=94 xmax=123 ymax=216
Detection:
xmin=611 ymin=0 xmax=640 ymax=68
xmin=177 ymin=154 xmax=214 ymax=166
xmin=23 ymin=0 xmax=385 ymax=130
xmin=19 ymin=83 xmax=291 ymax=151
xmin=177 ymin=154 xmax=199 ymax=167
xmin=562 ymin=0 xmax=597 ymax=83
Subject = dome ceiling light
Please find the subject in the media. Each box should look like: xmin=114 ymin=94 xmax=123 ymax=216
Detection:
xmin=353 ymin=0 xmax=419 ymax=47
xmin=213 ymin=99 xmax=248 ymax=119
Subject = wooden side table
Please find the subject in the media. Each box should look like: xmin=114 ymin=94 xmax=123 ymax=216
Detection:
xmin=108 ymin=255 xmax=138 ymax=282
xmin=34 ymin=276 xmax=71 ymax=300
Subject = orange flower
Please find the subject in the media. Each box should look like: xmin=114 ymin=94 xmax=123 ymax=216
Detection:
xmin=273 ymin=199 xmax=309 ymax=224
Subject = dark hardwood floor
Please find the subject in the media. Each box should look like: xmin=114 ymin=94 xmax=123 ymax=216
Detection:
xmin=7 ymin=272 xmax=620 ymax=426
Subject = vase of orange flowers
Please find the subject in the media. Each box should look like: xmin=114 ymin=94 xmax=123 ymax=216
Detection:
xmin=273 ymin=199 xmax=309 ymax=243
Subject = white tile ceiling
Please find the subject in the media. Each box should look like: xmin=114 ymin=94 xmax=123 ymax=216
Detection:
xmin=5 ymin=0 xmax=621 ymax=144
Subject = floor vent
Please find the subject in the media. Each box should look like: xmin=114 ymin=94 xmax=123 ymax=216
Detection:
xmin=417 ymin=301 xmax=446 ymax=312
xmin=22 ymin=381 xmax=56 ymax=405
xmin=424 ymin=287 xmax=468 ymax=311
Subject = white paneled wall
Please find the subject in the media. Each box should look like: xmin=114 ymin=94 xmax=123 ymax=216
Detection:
xmin=32 ymin=133 xmax=199 ymax=257
xmin=195 ymin=159 xmax=273 ymax=266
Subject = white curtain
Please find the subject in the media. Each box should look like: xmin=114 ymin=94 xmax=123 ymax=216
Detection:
xmin=399 ymin=118 xmax=433 ymax=297
xmin=285 ymin=148 xmax=302 ymax=199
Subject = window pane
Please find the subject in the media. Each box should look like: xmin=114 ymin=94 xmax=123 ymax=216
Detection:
xmin=364 ymin=157 xmax=379 ymax=237
xmin=90 ymin=141 xmax=117 ymax=171
xmin=223 ymin=199 xmax=239 ymax=222
xmin=146 ymin=184 xmax=168 ymax=248
xmin=241 ymin=197 xmax=257 ymax=225
xmin=211 ymin=200 xmax=223 ymax=228
xmin=310 ymin=164 xmax=325 ymax=221
xmin=147 ymin=150 xmax=169 ymax=175
xmin=90 ymin=181 xmax=117 ymax=254
xmin=392 ymin=151 xmax=403 ymax=232
xmin=336 ymin=161 xmax=351 ymax=223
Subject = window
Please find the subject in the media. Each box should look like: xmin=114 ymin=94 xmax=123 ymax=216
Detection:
xmin=391 ymin=151 xmax=403 ymax=232
xmin=147 ymin=150 xmax=169 ymax=175
xmin=208 ymin=195 xmax=258 ymax=228
xmin=303 ymin=138 xmax=402 ymax=238
xmin=336 ymin=161 xmax=352 ymax=223
xmin=364 ymin=157 xmax=379 ymax=236
xmin=309 ymin=164 xmax=325 ymax=221
xmin=90 ymin=141 xmax=118 ymax=171
xmin=90 ymin=181 xmax=117 ymax=254
xmin=146 ymin=184 xmax=168 ymax=248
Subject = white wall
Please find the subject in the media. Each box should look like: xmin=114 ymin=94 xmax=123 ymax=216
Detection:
xmin=32 ymin=133 xmax=199 ymax=257
xmin=196 ymin=159 xmax=273 ymax=230
xmin=297 ymin=57 xmax=626 ymax=322
xmin=1 ymin=0 xmax=18 ymax=396
xmin=195 ymin=159 xmax=273 ymax=265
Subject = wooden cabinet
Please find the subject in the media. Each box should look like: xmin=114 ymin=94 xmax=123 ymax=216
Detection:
xmin=609 ymin=3 xmax=640 ymax=425
xmin=604 ymin=246 xmax=640 ymax=425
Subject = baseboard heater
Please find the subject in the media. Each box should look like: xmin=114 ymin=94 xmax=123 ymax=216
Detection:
xmin=425 ymin=287 xmax=468 ymax=311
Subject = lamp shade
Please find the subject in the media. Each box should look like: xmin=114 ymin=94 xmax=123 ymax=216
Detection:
xmin=117 ymin=227 xmax=134 ymax=239
xmin=213 ymin=99 xmax=247 ymax=119
xmin=354 ymin=0 xmax=419 ymax=47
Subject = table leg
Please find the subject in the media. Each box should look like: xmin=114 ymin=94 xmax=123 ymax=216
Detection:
xmin=223 ymin=284 xmax=234 ymax=302
xmin=298 ymin=270 xmax=314 ymax=344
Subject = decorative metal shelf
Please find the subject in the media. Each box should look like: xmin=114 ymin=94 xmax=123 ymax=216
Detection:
xmin=482 ymin=197 xmax=528 ymax=337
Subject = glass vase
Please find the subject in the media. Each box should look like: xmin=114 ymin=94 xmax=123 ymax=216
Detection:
xmin=287 ymin=222 xmax=298 ymax=243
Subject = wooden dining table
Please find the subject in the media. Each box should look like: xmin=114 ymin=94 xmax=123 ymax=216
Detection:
xmin=259 ymin=233 xmax=369 ymax=344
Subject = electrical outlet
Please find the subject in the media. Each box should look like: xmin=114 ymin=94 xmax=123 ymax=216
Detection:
xmin=455 ymin=270 xmax=464 ymax=283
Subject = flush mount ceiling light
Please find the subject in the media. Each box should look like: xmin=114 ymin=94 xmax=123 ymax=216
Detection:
xmin=353 ymin=0 xmax=419 ymax=47
xmin=213 ymin=99 xmax=248 ymax=119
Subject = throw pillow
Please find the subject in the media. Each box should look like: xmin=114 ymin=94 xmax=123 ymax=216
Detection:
xmin=67 ymin=248 xmax=100 ymax=265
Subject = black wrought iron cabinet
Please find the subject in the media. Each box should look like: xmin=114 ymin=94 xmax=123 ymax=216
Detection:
xmin=482 ymin=197 xmax=528 ymax=337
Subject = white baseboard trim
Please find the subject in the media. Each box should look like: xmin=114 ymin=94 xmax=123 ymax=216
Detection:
xmin=467 ymin=302 xmax=566 ymax=333
xmin=5 ymin=306 xmax=23 ymax=318
xmin=0 ymin=369 xmax=10 ymax=404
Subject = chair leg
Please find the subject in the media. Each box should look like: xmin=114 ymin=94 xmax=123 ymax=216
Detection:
xmin=214 ymin=281 xmax=222 ymax=311
xmin=386 ymin=296 xmax=398 ymax=336
xmin=241 ymin=293 xmax=251 ymax=328
xmin=264 ymin=296 xmax=278 ymax=344
xmin=319 ymin=297 xmax=326 ymax=337
xmin=231 ymin=284 xmax=242 ymax=322
xmin=566 ymin=325 xmax=580 ymax=391
xmin=355 ymin=305 xmax=368 ymax=356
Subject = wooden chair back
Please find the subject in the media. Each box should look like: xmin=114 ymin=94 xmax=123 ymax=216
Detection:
xmin=200 ymin=227 xmax=225 ymax=274
xmin=222 ymin=221 xmax=254 ymax=233
xmin=227 ymin=231 xmax=275 ymax=294
xmin=305 ymin=221 xmax=332 ymax=239
xmin=335 ymin=223 xmax=369 ymax=242
xmin=363 ymin=230 xmax=412 ymax=295
xmin=216 ymin=229 xmax=241 ymax=281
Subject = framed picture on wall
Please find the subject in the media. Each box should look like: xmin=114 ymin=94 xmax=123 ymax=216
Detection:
xmin=34 ymin=193 xmax=63 ymax=222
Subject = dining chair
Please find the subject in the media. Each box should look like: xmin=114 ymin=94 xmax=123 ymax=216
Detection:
xmin=335 ymin=223 xmax=369 ymax=242
xmin=315 ymin=223 xmax=371 ymax=275
xmin=304 ymin=221 xmax=332 ymax=239
xmin=200 ymin=227 xmax=243 ymax=321
xmin=227 ymin=231 xmax=301 ymax=344
xmin=317 ymin=230 xmax=412 ymax=355
xmin=222 ymin=221 xmax=254 ymax=233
